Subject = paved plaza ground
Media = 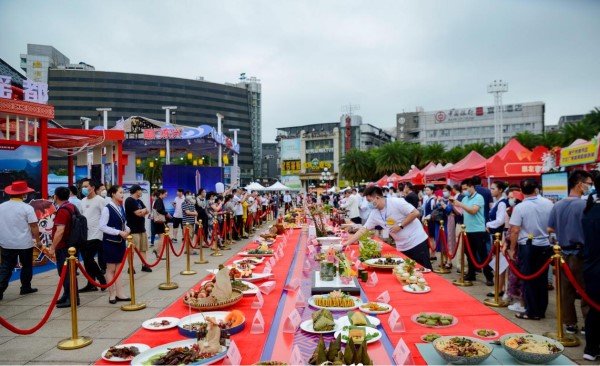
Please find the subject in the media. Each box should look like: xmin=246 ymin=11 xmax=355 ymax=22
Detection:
xmin=0 ymin=225 xmax=593 ymax=365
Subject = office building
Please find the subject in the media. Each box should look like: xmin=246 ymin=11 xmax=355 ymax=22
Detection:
xmin=396 ymin=102 xmax=545 ymax=148
xmin=260 ymin=143 xmax=278 ymax=184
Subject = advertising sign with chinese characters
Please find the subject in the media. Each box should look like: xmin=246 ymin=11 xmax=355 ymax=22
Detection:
xmin=434 ymin=104 xmax=524 ymax=123
xmin=0 ymin=76 xmax=48 ymax=104
xmin=281 ymin=160 xmax=301 ymax=175
xmin=504 ymin=162 xmax=543 ymax=176
xmin=559 ymin=141 xmax=599 ymax=167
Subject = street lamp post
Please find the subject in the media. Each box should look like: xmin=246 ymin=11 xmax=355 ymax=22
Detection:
xmin=161 ymin=106 xmax=177 ymax=164
xmin=320 ymin=167 xmax=332 ymax=191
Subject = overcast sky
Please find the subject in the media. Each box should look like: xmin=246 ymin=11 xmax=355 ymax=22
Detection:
xmin=1 ymin=0 xmax=599 ymax=143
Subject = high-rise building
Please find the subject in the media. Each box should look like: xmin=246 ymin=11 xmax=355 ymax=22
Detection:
xmin=20 ymin=44 xmax=94 ymax=84
xmin=260 ymin=143 xmax=278 ymax=184
xmin=232 ymin=77 xmax=262 ymax=180
xmin=396 ymin=102 xmax=545 ymax=148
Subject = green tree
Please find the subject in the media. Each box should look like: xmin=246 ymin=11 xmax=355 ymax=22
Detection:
xmin=462 ymin=142 xmax=491 ymax=158
xmin=422 ymin=143 xmax=446 ymax=164
xmin=444 ymin=145 xmax=466 ymax=163
xmin=581 ymin=107 xmax=600 ymax=132
xmin=371 ymin=141 xmax=410 ymax=176
xmin=340 ymin=149 xmax=374 ymax=185
xmin=562 ymin=120 xmax=598 ymax=145
xmin=483 ymin=143 xmax=504 ymax=157
xmin=539 ymin=131 xmax=564 ymax=149
xmin=514 ymin=131 xmax=542 ymax=150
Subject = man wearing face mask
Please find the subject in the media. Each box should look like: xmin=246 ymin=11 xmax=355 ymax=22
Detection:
xmin=0 ymin=181 xmax=41 ymax=300
xmin=125 ymin=185 xmax=152 ymax=273
xmin=343 ymin=186 xmax=432 ymax=269
xmin=79 ymin=179 xmax=108 ymax=292
xmin=547 ymin=170 xmax=593 ymax=333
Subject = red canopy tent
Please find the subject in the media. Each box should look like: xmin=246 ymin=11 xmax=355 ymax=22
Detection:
xmin=375 ymin=175 xmax=389 ymax=187
xmin=485 ymin=139 xmax=547 ymax=179
xmin=446 ymin=151 xmax=487 ymax=182
xmin=411 ymin=162 xmax=436 ymax=185
xmin=425 ymin=163 xmax=453 ymax=181
xmin=399 ymin=167 xmax=420 ymax=183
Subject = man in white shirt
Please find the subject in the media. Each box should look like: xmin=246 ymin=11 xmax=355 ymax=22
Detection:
xmin=283 ymin=191 xmax=292 ymax=213
xmin=343 ymin=186 xmax=432 ymax=269
xmin=340 ymin=189 xmax=361 ymax=224
xmin=0 ymin=181 xmax=41 ymax=300
xmin=79 ymin=179 xmax=107 ymax=292
xmin=68 ymin=185 xmax=82 ymax=211
xmin=358 ymin=189 xmax=372 ymax=224
xmin=232 ymin=189 xmax=247 ymax=240
xmin=171 ymin=188 xmax=185 ymax=242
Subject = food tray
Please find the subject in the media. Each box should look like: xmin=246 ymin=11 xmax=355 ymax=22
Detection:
xmin=183 ymin=289 xmax=243 ymax=311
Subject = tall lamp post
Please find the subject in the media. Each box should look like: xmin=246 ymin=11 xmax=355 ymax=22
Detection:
xmin=320 ymin=167 xmax=332 ymax=191
xmin=487 ymin=80 xmax=508 ymax=145
xmin=161 ymin=106 xmax=177 ymax=164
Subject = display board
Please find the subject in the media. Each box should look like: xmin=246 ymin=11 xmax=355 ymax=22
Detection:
xmin=541 ymin=172 xmax=568 ymax=202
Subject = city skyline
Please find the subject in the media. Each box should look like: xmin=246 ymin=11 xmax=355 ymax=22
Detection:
xmin=1 ymin=0 xmax=599 ymax=143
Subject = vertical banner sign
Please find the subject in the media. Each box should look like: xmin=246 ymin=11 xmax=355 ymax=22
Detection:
xmin=345 ymin=116 xmax=352 ymax=152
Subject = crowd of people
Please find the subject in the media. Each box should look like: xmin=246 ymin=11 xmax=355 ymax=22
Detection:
xmin=0 ymin=169 xmax=598 ymax=360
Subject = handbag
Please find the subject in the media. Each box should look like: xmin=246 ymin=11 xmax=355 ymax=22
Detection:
xmin=153 ymin=208 xmax=166 ymax=224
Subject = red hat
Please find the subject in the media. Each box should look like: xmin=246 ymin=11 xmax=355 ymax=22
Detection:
xmin=512 ymin=191 xmax=525 ymax=202
xmin=4 ymin=181 xmax=34 ymax=195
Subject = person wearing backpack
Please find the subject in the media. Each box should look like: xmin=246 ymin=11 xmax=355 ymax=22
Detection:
xmin=48 ymin=186 xmax=80 ymax=308
xmin=99 ymin=185 xmax=131 ymax=304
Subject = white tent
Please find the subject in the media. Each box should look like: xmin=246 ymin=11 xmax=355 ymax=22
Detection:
xmin=245 ymin=182 xmax=266 ymax=191
xmin=265 ymin=181 xmax=291 ymax=191
xmin=327 ymin=186 xmax=337 ymax=193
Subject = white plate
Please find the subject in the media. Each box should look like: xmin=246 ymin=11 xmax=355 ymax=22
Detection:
xmin=300 ymin=318 xmax=342 ymax=334
xmin=411 ymin=312 xmax=459 ymax=328
xmin=238 ymin=251 xmax=274 ymax=257
xmin=473 ymin=329 xmax=499 ymax=338
xmin=402 ymin=284 xmax=431 ymax=294
xmin=334 ymin=326 xmax=382 ymax=344
xmin=358 ymin=302 xmax=392 ymax=315
xmin=364 ymin=257 xmax=404 ymax=269
xmin=337 ymin=313 xmax=381 ymax=327
xmin=141 ymin=317 xmax=179 ymax=330
xmin=206 ymin=269 xmax=273 ymax=283
xmin=415 ymin=267 xmax=432 ymax=273
xmin=201 ymin=280 xmax=259 ymax=295
xmin=232 ymin=259 xmax=262 ymax=268
xmin=308 ymin=295 xmax=362 ymax=311
xmin=101 ymin=343 xmax=150 ymax=362
xmin=130 ymin=340 xmax=227 ymax=366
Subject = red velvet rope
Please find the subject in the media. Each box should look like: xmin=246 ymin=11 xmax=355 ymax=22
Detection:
xmin=221 ymin=217 xmax=228 ymax=237
xmin=169 ymin=235 xmax=186 ymax=257
xmin=135 ymin=240 xmax=166 ymax=268
xmin=0 ymin=264 xmax=67 ymax=334
xmin=422 ymin=222 xmax=436 ymax=251
xmin=503 ymin=252 xmax=553 ymax=280
xmin=438 ymin=227 xmax=459 ymax=260
xmin=77 ymin=246 xmax=131 ymax=287
xmin=463 ymin=232 xmax=495 ymax=269
xmin=561 ymin=261 xmax=600 ymax=311
xmin=188 ymin=226 xmax=200 ymax=249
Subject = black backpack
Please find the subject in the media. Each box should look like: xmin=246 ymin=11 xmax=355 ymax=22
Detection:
xmin=59 ymin=205 xmax=88 ymax=248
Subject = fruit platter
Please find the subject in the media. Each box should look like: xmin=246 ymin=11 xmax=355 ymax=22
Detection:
xmin=177 ymin=310 xmax=245 ymax=338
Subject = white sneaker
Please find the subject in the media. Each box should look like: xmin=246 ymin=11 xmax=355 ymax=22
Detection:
xmin=502 ymin=293 xmax=511 ymax=302
xmin=508 ymin=303 xmax=526 ymax=312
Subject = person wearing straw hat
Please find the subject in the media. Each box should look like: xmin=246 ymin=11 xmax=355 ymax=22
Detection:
xmin=0 ymin=181 xmax=41 ymax=301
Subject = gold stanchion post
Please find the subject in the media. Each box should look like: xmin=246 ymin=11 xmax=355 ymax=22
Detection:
xmin=159 ymin=228 xmax=178 ymax=290
xmin=57 ymin=247 xmax=93 ymax=349
xmin=122 ymin=236 xmax=147 ymax=311
xmin=453 ymin=225 xmax=473 ymax=287
xmin=544 ymin=245 xmax=580 ymax=346
xmin=181 ymin=224 xmax=197 ymax=275
xmin=242 ymin=201 xmax=248 ymax=238
xmin=210 ymin=218 xmax=223 ymax=257
xmin=229 ymin=213 xmax=235 ymax=244
xmin=194 ymin=221 xmax=208 ymax=264
xmin=221 ymin=213 xmax=231 ymax=250
xmin=433 ymin=220 xmax=451 ymax=274
xmin=483 ymin=233 xmax=508 ymax=307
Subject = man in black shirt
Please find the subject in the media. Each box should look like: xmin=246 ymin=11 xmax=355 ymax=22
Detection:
xmin=125 ymin=185 xmax=151 ymax=272
xmin=402 ymin=182 xmax=419 ymax=209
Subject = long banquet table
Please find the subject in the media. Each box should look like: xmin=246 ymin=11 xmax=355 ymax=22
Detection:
xmin=96 ymin=228 xmax=528 ymax=365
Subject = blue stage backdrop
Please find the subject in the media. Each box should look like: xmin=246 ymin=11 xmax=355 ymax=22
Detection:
xmin=162 ymin=165 xmax=223 ymax=215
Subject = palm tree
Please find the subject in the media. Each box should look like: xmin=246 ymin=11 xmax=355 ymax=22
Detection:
xmin=562 ymin=120 xmax=597 ymax=145
xmin=540 ymin=131 xmax=563 ymax=149
xmin=444 ymin=145 xmax=466 ymax=163
xmin=340 ymin=149 xmax=374 ymax=185
xmin=422 ymin=143 xmax=446 ymax=164
xmin=483 ymin=143 xmax=504 ymax=157
xmin=514 ymin=131 xmax=542 ymax=150
xmin=371 ymin=141 xmax=410 ymax=175
xmin=581 ymin=107 xmax=600 ymax=132
xmin=463 ymin=142 xmax=491 ymax=158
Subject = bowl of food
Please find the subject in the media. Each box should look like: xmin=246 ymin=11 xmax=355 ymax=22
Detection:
xmin=500 ymin=333 xmax=564 ymax=364
xmin=432 ymin=336 xmax=493 ymax=365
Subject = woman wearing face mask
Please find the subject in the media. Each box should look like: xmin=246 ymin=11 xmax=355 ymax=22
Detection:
xmin=436 ymin=185 xmax=456 ymax=269
xmin=99 ymin=185 xmax=131 ymax=304
xmin=206 ymin=193 xmax=223 ymax=250
xmin=195 ymin=189 xmax=209 ymax=246
xmin=502 ymin=188 xmax=525 ymax=311
xmin=152 ymin=189 xmax=170 ymax=260
xmin=182 ymin=191 xmax=198 ymax=244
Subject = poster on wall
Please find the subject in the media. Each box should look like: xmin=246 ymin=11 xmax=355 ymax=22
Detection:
xmin=0 ymin=144 xmax=42 ymax=203
xmin=162 ymin=165 xmax=223 ymax=215
xmin=541 ymin=172 xmax=568 ymax=202
xmin=280 ymin=138 xmax=301 ymax=161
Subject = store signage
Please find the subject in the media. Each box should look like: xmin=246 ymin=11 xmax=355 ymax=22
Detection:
xmin=143 ymin=128 xmax=183 ymax=139
xmin=281 ymin=160 xmax=301 ymax=175
xmin=435 ymin=104 xmax=523 ymax=123
xmin=304 ymin=161 xmax=332 ymax=169
xmin=504 ymin=162 xmax=543 ymax=176
xmin=559 ymin=141 xmax=598 ymax=167
xmin=0 ymin=76 xmax=48 ymax=104
xmin=305 ymin=147 xmax=334 ymax=154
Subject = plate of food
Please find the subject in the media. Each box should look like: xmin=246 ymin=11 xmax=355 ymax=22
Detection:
xmin=334 ymin=326 xmax=382 ymax=344
xmin=308 ymin=291 xmax=362 ymax=311
xmin=432 ymin=336 xmax=493 ymax=365
xmin=363 ymin=256 xmax=404 ymax=269
xmin=358 ymin=302 xmax=392 ymax=314
xmin=130 ymin=340 xmax=227 ymax=366
xmin=337 ymin=311 xmax=381 ymax=327
xmin=300 ymin=309 xmax=342 ymax=334
xmin=500 ymin=333 xmax=564 ymax=364
xmin=473 ymin=329 xmax=499 ymax=338
xmin=233 ymin=258 xmax=262 ymax=268
xmin=101 ymin=343 xmax=149 ymax=362
xmin=178 ymin=310 xmax=245 ymax=338
xmin=207 ymin=269 xmax=272 ymax=283
xmin=234 ymin=257 xmax=264 ymax=264
xmin=239 ymin=250 xmax=274 ymax=257
xmin=415 ymin=267 xmax=432 ymax=273
xmin=141 ymin=317 xmax=179 ymax=330
xmin=420 ymin=333 xmax=442 ymax=343
xmin=411 ymin=312 xmax=458 ymax=328
xmin=402 ymin=284 xmax=431 ymax=294
xmin=201 ymin=279 xmax=258 ymax=296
